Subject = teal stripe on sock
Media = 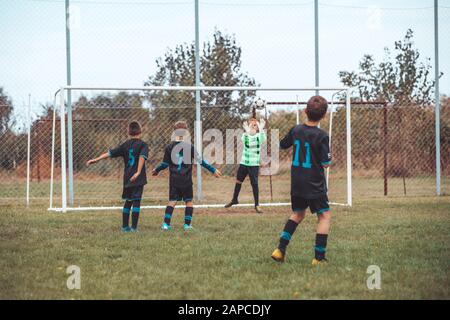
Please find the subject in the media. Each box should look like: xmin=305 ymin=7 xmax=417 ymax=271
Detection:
xmin=281 ymin=231 xmax=292 ymax=241
xmin=185 ymin=215 xmax=192 ymax=221
xmin=164 ymin=213 xmax=172 ymax=219
xmin=132 ymin=207 xmax=140 ymax=213
xmin=123 ymin=208 xmax=130 ymax=214
xmin=314 ymin=246 xmax=326 ymax=253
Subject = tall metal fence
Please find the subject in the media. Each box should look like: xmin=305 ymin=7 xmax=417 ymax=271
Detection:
xmin=1 ymin=88 xmax=448 ymax=207
xmin=0 ymin=1 xmax=449 ymax=207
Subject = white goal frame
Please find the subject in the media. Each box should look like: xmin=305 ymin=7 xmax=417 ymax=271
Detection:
xmin=49 ymin=86 xmax=352 ymax=212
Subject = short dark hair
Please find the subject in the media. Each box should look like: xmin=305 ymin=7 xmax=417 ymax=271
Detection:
xmin=128 ymin=121 xmax=142 ymax=136
xmin=306 ymin=96 xmax=328 ymax=122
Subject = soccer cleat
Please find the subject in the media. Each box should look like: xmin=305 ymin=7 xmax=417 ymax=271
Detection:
xmin=130 ymin=228 xmax=138 ymax=233
xmin=311 ymin=258 xmax=328 ymax=266
xmin=255 ymin=206 xmax=263 ymax=214
xmin=183 ymin=224 xmax=194 ymax=231
xmin=271 ymin=248 xmax=285 ymax=263
xmin=121 ymin=226 xmax=131 ymax=233
xmin=161 ymin=223 xmax=173 ymax=231
xmin=224 ymin=200 xmax=238 ymax=208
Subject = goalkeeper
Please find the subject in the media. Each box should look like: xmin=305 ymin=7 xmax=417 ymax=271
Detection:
xmin=225 ymin=117 xmax=266 ymax=213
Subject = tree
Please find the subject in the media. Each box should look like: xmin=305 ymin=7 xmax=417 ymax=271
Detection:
xmin=144 ymin=30 xmax=257 ymax=119
xmin=339 ymin=29 xmax=441 ymax=104
xmin=0 ymin=87 xmax=13 ymax=134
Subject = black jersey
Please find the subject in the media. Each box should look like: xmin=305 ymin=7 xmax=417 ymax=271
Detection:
xmin=155 ymin=141 xmax=216 ymax=188
xmin=108 ymin=138 xmax=149 ymax=188
xmin=280 ymin=124 xmax=331 ymax=199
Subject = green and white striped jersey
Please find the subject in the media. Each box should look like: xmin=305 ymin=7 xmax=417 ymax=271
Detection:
xmin=240 ymin=132 xmax=266 ymax=166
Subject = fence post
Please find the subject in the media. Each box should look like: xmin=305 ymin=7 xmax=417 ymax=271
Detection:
xmin=383 ymin=103 xmax=388 ymax=196
xmin=194 ymin=0 xmax=202 ymax=201
xmin=346 ymin=89 xmax=352 ymax=206
xmin=26 ymin=94 xmax=31 ymax=206
xmin=434 ymin=0 xmax=441 ymax=196
xmin=60 ymin=88 xmax=67 ymax=213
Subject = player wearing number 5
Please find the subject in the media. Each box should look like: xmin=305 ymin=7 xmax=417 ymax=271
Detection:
xmin=271 ymin=96 xmax=332 ymax=265
xmin=86 ymin=121 xmax=149 ymax=233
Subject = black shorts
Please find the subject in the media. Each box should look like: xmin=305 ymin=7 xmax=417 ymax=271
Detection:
xmin=122 ymin=185 xmax=144 ymax=201
xmin=291 ymin=195 xmax=330 ymax=215
xmin=236 ymin=164 xmax=259 ymax=185
xmin=169 ymin=184 xmax=194 ymax=202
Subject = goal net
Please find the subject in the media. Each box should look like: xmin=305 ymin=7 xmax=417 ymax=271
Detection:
xmin=49 ymin=86 xmax=351 ymax=212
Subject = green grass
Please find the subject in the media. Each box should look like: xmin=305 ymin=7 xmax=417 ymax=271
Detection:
xmin=2 ymin=174 xmax=449 ymax=207
xmin=0 ymin=196 xmax=449 ymax=300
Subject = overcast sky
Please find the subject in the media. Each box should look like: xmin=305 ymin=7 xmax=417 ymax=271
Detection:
xmin=1 ymin=0 xmax=449 ymax=126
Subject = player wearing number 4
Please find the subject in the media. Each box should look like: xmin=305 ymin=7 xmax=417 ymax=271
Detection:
xmin=224 ymin=117 xmax=266 ymax=213
xmin=86 ymin=121 xmax=149 ymax=233
xmin=152 ymin=121 xmax=222 ymax=231
xmin=271 ymin=96 xmax=332 ymax=265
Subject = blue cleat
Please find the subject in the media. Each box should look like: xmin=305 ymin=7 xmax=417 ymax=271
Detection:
xmin=183 ymin=224 xmax=194 ymax=231
xmin=121 ymin=226 xmax=131 ymax=233
xmin=161 ymin=223 xmax=173 ymax=231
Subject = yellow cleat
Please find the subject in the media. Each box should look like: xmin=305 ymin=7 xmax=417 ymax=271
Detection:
xmin=271 ymin=248 xmax=285 ymax=263
xmin=311 ymin=258 xmax=328 ymax=266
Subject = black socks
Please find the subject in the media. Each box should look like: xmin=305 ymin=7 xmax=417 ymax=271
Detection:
xmin=278 ymin=219 xmax=299 ymax=254
xmin=164 ymin=206 xmax=174 ymax=225
xmin=314 ymin=234 xmax=328 ymax=260
xmin=184 ymin=207 xmax=193 ymax=225
xmin=122 ymin=201 xmax=132 ymax=228
xmin=131 ymin=200 xmax=141 ymax=229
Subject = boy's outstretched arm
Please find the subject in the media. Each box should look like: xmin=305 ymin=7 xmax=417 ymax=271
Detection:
xmin=86 ymin=152 xmax=110 ymax=166
xmin=193 ymin=146 xmax=222 ymax=178
xmin=201 ymin=159 xmax=222 ymax=178
xmin=88 ymin=143 xmax=125 ymax=166
xmin=152 ymin=161 xmax=169 ymax=176
xmin=152 ymin=146 xmax=170 ymax=176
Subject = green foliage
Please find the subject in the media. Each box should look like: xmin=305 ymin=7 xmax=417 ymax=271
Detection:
xmin=0 ymin=87 xmax=13 ymax=134
xmin=339 ymin=29 xmax=441 ymax=104
xmin=0 ymin=88 xmax=25 ymax=171
xmin=145 ymin=30 xmax=258 ymax=122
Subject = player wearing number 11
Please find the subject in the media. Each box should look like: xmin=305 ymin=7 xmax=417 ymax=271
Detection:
xmin=271 ymin=96 xmax=332 ymax=265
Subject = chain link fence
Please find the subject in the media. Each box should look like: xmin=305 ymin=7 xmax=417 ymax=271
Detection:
xmin=1 ymin=90 xmax=449 ymax=207
xmin=0 ymin=1 xmax=448 ymax=207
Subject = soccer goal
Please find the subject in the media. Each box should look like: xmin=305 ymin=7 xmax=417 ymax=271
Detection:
xmin=48 ymin=86 xmax=352 ymax=212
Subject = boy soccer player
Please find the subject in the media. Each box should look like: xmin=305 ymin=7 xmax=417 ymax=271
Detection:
xmin=271 ymin=96 xmax=332 ymax=265
xmin=224 ymin=117 xmax=266 ymax=213
xmin=86 ymin=121 xmax=148 ymax=233
xmin=152 ymin=121 xmax=221 ymax=231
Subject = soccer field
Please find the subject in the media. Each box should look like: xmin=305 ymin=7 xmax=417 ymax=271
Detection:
xmin=0 ymin=196 xmax=449 ymax=300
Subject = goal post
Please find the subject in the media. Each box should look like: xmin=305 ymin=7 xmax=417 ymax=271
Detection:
xmin=49 ymin=86 xmax=352 ymax=212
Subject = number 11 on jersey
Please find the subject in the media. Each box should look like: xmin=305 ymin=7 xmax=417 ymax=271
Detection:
xmin=292 ymin=140 xmax=311 ymax=168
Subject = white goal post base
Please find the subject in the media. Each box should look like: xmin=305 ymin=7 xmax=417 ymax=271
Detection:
xmin=47 ymin=202 xmax=349 ymax=212
xmin=50 ymin=85 xmax=352 ymax=212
